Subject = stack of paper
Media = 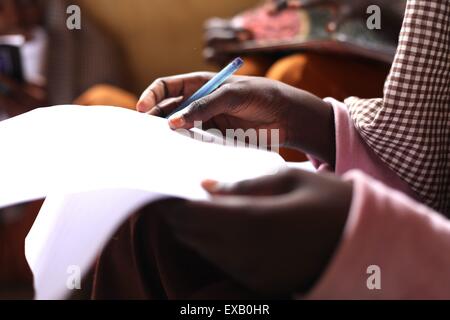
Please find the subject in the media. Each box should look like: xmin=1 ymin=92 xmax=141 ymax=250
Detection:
xmin=0 ymin=106 xmax=286 ymax=299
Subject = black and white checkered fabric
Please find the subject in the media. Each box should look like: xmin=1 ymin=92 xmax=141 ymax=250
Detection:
xmin=345 ymin=0 xmax=449 ymax=214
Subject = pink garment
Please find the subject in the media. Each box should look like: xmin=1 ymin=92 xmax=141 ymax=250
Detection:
xmin=305 ymin=99 xmax=450 ymax=299
xmin=306 ymin=170 xmax=450 ymax=299
xmin=311 ymin=98 xmax=418 ymax=200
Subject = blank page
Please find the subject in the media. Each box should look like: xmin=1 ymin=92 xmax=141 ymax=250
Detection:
xmin=0 ymin=106 xmax=286 ymax=299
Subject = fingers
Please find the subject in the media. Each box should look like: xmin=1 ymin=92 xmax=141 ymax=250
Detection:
xmin=167 ymin=83 xmax=237 ymax=129
xmin=136 ymin=72 xmax=214 ymax=113
xmin=202 ymin=169 xmax=313 ymax=197
xmin=147 ymin=96 xmax=184 ymax=117
xmin=201 ymin=173 xmax=292 ymax=197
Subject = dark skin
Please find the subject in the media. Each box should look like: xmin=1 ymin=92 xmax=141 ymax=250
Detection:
xmin=0 ymin=0 xmax=47 ymax=118
xmin=164 ymin=170 xmax=352 ymax=295
xmin=137 ymin=73 xmax=336 ymax=166
xmin=137 ymin=74 xmax=353 ymax=295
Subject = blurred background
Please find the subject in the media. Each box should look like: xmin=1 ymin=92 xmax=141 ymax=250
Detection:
xmin=79 ymin=0 xmax=260 ymax=93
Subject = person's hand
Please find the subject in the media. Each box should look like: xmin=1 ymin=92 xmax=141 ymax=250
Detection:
xmin=161 ymin=169 xmax=352 ymax=295
xmin=0 ymin=76 xmax=47 ymax=117
xmin=137 ymin=73 xmax=335 ymax=165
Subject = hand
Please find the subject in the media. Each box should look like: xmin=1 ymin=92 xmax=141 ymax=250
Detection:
xmin=137 ymin=73 xmax=335 ymax=165
xmin=162 ymin=169 xmax=352 ymax=295
xmin=0 ymin=76 xmax=47 ymax=118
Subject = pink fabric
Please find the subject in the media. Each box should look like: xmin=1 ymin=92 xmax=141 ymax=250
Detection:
xmin=303 ymin=99 xmax=450 ymax=299
xmin=310 ymin=98 xmax=417 ymax=200
xmin=306 ymin=170 xmax=450 ymax=299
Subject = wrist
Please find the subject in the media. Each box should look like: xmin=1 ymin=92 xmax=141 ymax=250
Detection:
xmin=283 ymin=87 xmax=336 ymax=166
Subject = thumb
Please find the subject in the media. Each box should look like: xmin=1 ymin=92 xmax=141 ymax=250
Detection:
xmin=167 ymin=84 xmax=234 ymax=129
xmin=202 ymin=169 xmax=303 ymax=197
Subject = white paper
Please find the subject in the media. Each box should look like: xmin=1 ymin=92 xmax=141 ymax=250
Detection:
xmin=0 ymin=106 xmax=285 ymax=207
xmin=287 ymin=161 xmax=316 ymax=172
xmin=27 ymin=189 xmax=165 ymax=300
xmin=0 ymin=105 xmax=286 ymax=299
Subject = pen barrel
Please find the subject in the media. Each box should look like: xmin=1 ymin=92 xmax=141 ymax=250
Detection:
xmin=171 ymin=57 xmax=244 ymax=115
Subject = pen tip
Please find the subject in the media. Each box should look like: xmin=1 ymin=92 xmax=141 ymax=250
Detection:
xmin=234 ymin=57 xmax=244 ymax=67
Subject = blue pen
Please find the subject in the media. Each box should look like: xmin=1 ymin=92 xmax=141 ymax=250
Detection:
xmin=167 ymin=57 xmax=244 ymax=117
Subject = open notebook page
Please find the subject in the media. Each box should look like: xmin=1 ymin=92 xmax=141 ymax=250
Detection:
xmin=0 ymin=106 xmax=286 ymax=299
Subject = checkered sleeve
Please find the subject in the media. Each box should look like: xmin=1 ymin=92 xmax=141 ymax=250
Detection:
xmin=345 ymin=0 xmax=450 ymax=214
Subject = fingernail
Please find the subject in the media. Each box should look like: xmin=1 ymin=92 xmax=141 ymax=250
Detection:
xmin=168 ymin=114 xmax=186 ymax=129
xmin=136 ymin=101 xmax=149 ymax=113
xmin=201 ymin=179 xmax=221 ymax=193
